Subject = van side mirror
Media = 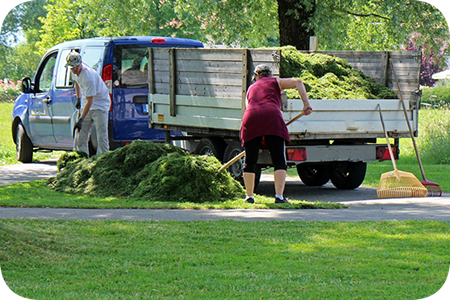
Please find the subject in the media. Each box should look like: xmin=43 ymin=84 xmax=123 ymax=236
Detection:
xmin=21 ymin=77 xmax=33 ymax=93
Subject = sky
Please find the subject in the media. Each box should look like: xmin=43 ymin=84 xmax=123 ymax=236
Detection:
xmin=1 ymin=0 xmax=450 ymax=299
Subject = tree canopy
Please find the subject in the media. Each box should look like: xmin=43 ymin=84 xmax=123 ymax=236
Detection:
xmin=1 ymin=0 xmax=449 ymax=82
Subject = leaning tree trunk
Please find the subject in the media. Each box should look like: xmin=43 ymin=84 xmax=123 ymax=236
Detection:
xmin=277 ymin=0 xmax=316 ymax=50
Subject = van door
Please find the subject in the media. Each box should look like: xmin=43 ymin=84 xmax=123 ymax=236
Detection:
xmin=29 ymin=52 xmax=58 ymax=146
xmin=111 ymin=45 xmax=166 ymax=141
xmin=51 ymin=48 xmax=77 ymax=147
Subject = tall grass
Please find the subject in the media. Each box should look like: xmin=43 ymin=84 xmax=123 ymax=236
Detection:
xmin=416 ymin=106 xmax=450 ymax=164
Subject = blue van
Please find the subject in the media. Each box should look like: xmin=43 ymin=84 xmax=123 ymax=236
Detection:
xmin=12 ymin=36 xmax=204 ymax=162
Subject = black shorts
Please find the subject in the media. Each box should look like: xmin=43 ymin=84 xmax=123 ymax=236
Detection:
xmin=243 ymin=135 xmax=287 ymax=173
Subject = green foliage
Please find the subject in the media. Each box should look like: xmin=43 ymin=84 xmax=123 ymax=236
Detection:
xmin=2 ymin=0 xmax=449 ymax=81
xmin=421 ymin=86 xmax=450 ymax=105
xmin=313 ymin=0 xmax=449 ymax=57
xmin=280 ymin=47 xmax=397 ymax=99
xmin=48 ymin=140 xmax=245 ymax=202
xmin=0 ymin=0 xmax=47 ymax=80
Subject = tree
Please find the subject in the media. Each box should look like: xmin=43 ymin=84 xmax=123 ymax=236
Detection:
xmin=405 ymin=34 xmax=447 ymax=87
xmin=277 ymin=0 xmax=314 ymax=49
xmin=2 ymin=0 xmax=449 ymax=82
xmin=0 ymin=0 xmax=47 ymax=80
xmin=301 ymin=0 xmax=448 ymax=56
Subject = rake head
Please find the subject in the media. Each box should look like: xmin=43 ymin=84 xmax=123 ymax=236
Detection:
xmin=421 ymin=179 xmax=442 ymax=197
xmin=377 ymin=169 xmax=428 ymax=199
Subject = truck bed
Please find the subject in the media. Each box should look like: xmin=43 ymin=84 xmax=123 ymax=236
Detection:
xmin=147 ymin=48 xmax=421 ymax=140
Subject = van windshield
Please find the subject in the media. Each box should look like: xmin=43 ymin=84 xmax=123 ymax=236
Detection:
xmin=113 ymin=45 xmax=148 ymax=88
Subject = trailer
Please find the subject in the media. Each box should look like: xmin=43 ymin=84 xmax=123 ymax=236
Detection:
xmin=146 ymin=48 xmax=422 ymax=189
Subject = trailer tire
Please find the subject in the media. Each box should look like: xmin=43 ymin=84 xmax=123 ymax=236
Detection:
xmin=16 ymin=122 xmax=33 ymax=163
xmin=296 ymin=164 xmax=330 ymax=186
xmin=195 ymin=137 xmax=227 ymax=163
xmin=329 ymin=162 xmax=366 ymax=190
xmin=222 ymin=140 xmax=261 ymax=189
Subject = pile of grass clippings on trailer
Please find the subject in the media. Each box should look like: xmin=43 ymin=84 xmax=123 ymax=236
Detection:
xmin=47 ymin=140 xmax=245 ymax=203
xmin=280 ymin=46 xmax=397 ymax=100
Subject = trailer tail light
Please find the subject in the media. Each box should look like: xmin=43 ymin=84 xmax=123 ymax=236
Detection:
xmin=376 ymin=146 xmax=398 ymax=161
xmin=152 ymin=38 xmax=166 ymax=44
xmin=286 ymin=148 xmax=307 ymax=161
xmin=102 ymin=64 xmax=113 ymax=110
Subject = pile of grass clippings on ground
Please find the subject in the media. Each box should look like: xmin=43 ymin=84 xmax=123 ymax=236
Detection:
xmin=280 ymin=46 xmax=397 ymax=100
xmin=47 ymin=140 xmax=245 ymax=203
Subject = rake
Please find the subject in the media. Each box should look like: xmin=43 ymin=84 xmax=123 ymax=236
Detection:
xmin=377 ymin=105 xmax=427 ymax=199
xmin=218 ymin=112 xmax=305 ymax=172
xmin=390 ymin=58 xmax=442 ymax=196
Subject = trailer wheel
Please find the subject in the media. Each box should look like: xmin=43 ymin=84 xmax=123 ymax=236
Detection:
xmin=222 ymin=140 xmax=261 ymax=189
xmin=296 ymin=164 xmax=330 ymax=186
xmin=329 ymin=162 xmax=366 ymax=190
xmin=194 ymin=137 xmax=227 ymax=163
xmin=16 ymin=122 xmax=33 ymax=163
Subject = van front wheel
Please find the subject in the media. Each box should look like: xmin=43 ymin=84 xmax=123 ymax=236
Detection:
xmin=16 ymin=122 xmax=33 ymax=163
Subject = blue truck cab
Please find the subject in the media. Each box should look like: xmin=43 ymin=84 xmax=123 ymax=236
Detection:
xmin=12 ymin=36 xmax=203 ymax=162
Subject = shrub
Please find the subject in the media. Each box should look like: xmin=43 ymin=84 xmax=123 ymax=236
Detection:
xmin=0 ymin=84 xmax=21 ymax=102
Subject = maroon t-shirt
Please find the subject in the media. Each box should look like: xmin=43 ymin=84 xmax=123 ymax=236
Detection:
xmin=240 ymin=77 xmax=289 ymax=145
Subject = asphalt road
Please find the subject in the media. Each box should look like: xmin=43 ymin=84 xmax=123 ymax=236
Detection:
xmin=1 ymin=159 xmax=449 ymax=222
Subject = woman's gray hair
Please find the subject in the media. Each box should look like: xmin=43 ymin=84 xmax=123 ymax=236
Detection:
xmin=252 ymin=64 xmax=272 ymax=80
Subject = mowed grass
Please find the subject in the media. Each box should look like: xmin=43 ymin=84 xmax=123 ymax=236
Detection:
xmin=0 ymin=180 xmax=344 ymax=209
xmin=1 ymin=219 xmax=449 ymax=299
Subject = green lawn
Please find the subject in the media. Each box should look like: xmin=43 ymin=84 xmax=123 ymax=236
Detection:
xmin=0 ymin=180 xmax=344 ymax=209
xmin=1 ymin=219 xmax=449 ymax=299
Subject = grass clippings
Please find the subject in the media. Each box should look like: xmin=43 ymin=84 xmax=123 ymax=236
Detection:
xmin=280 ymin=46 xmax=397 ymax=100
xmin=48 ymin=140 xmax=245 ymax=203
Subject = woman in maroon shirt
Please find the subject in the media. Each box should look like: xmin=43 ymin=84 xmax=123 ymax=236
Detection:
xmin=240 ymin=65 xmax=312 ymax=203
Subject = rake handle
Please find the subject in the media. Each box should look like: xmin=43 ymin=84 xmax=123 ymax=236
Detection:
xmin=378 ymin=105 xmax=397 ymax=170
xmin=390 ymin=58 xmax=427 ymax=180
xmin=219 ymin=111 xmax=305 ymax=172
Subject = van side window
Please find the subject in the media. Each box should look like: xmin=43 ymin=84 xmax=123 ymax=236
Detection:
xmin=55 ymin=49 xmax=73 ymax=88
xmin=113 ymin=45 xmax=148 ymax=88
xmin=36 ymin=53 xmax=57 ymax=92
xmin=82 ymin=46 xmax=104 ymax=73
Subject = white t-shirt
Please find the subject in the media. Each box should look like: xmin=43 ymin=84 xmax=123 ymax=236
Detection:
xmin=73 ymin=63 xmax=111 ymax=111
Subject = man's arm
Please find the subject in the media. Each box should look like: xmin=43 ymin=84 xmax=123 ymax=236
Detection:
xmin=80 ymin=96 xmax=93 ymax=119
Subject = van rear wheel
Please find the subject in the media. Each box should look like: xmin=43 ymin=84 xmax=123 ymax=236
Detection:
xmin=16 ymin=122 xmax=33 ymax=163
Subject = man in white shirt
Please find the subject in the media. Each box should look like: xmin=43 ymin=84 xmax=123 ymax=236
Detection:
xmin=66 ymin=50 xmax=110 ymax=155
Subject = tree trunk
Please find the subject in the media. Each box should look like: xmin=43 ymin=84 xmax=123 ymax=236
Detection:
xmin=278 ymin=0 xmax=316 ymax=50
